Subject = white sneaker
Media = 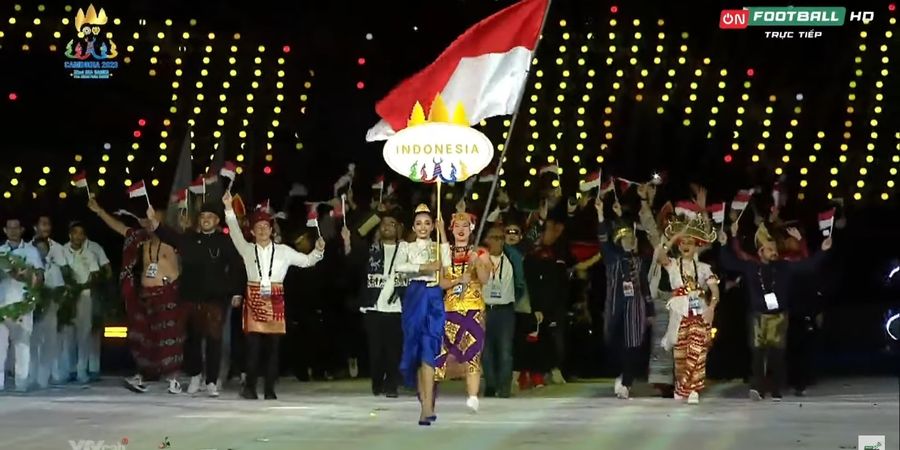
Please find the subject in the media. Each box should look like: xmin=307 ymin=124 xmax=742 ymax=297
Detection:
xmin=187 ymin=375 xmax=202 ymax=394
xmin=466 ymin=396 xmax=479 ymax=413
xmin=687 ymin=391 xmax=700 ymax=405
xmin=167 ymin=378 xmax=182 ymax=395
xmin=614 ymin=376 xmax=624 ymax=397
xmin=207 ymin=383 xmax=220 ymax=398
xmin=349 ymin=358 xmax=359 ymax=379
xmin=550 ymin=368 xmax=566 ymax=384
xmin=617 ymin=386 xmax=630 ymax=400
xmin=749 ymin=389 xmax=762 ymax=401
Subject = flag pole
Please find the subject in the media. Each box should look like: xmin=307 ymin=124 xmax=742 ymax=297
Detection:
xmin=436 ymin=179 xmax=443 ymax=284
xmin=474 ymin=0 xmax=554 ymax=246
xmin=86 ymin=179 xmax=91 ymax=199
xmin=143 ymin=180 xmax=151 ymax=209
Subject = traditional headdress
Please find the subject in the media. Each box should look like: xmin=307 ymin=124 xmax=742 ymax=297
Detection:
xmin=754 ymin=222 xmax=774 ymax=248
xmin=612 ymin=220 xmax=635 ymax=243
xmin=414 ymin=203 xmax=432 ymax=217
xmin=249 ymin=209 xmax=273 ymax=227
xmin=450 ymin=212 xmax=476 ymax=231
xmin=663 ymin=214 xmax=716 ymax=245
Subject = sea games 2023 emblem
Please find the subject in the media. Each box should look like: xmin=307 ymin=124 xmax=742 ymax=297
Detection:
xmin=63 ymin=4 xmax=119 ymax=79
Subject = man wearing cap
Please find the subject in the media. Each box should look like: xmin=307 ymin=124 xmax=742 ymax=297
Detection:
xmin=222 ymin=191 xmax=325 ymax=400
xmin=596 ymin=197 xmax=654 ymax=400
xmin=148 ymin=202 xmax=245 ymax=397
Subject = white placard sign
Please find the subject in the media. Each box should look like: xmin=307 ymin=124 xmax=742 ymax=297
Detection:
xmin=382 ymin=123 xmax=494 ymax=183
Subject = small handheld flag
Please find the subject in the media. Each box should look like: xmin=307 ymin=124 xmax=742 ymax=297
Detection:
xmin=818 ymin=208 xmax=835 ymax=237
xmin=127 ymin=180 xmax=150 ymax=208
xmin=72 ymin=171 xmax=90 ymax=196
xmin=708 ymin=202 xmax=726 ymax=224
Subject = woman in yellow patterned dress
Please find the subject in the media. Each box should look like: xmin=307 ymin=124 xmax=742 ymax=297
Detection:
xmin=437 ymin=212 xmax=491 ymax=413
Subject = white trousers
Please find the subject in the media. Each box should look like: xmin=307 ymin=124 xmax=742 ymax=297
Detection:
xmin=29 ymin=302 xmax=59 ymax=388
xmin=57 ymin=291 xmax=93 ymax=381
xmin=0 ymin=312 xmax=34 ymax=390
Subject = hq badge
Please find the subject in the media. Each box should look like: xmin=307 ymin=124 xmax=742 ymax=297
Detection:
xmin=63 ymin=4 xmax=119 ymax=79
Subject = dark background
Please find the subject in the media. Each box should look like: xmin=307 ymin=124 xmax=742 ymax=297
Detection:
xmin=0 ymin=0 xmax=898 ymax=373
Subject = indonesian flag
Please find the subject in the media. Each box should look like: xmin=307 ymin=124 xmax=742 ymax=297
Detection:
xmin=731 ymin=189 xmax=752 ymax=210
xmin=772 ymin=182 xmax=786 ymax=208
xmin=306 ymin=205 xmax=320 ymax=228
xmin=365 ymin=0 xmax=548 ymax=141
xmin=188 ymin=175 xmax=206 ymax=194
xmin=708 ymin=202 xmax=726 ymax=224
xmin=372 ymin=175 xmax=385 ymax=190
xmin=127 ymin=180 xmax=147 ymax=198
xmin=675 ymin=200 xmax=703 ymax=219
xmin=818 ymin=208 xmax=835 ymax=236
xmin=175 ymin=190 xmax=188 ymax=209
xmin=617 ymin=177 xmax=639 ymax=192
xmin=600 ymin=178 xmax=613 ymax=192
xmin=579 ymin=171 xmax=601 ymax=192
xmin=72 ymin=171 xmax=88 ymax=189
xmin=219 ymin=161 xmax=237 ymax=180
xmin=539 ymin=164 xmax=559 ymax=176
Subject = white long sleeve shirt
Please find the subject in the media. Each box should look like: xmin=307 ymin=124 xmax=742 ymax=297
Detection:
xmin=225 ymin=210 xmax=324 ymax=284
xmin=396 ymin=239 xmax=451 ymax=283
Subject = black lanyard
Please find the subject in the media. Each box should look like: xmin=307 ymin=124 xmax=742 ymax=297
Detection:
xmin=758 ymin=266 xmax=775 ymax=293
xmin=254 ymin=244 xmax=276 ymax=280
xmin=491 ymin=255 xmax=505 ymax=283
xmin=148 ymin=239 xmax=161 ymax=264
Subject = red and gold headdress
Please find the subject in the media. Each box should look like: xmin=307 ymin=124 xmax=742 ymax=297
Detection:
xmin=450 ymin=212 xmax=476 ymax=231
xmin=663 ymin=214 xmax=716 ymax=246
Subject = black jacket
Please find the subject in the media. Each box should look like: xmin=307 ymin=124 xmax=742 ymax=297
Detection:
xmin=154 ymin=224 xmax=245 ymax=303
xmin=524 ymin=243 xmax=573 ymax=323
xmin=719 ymin=240 xmax=828 ymax=314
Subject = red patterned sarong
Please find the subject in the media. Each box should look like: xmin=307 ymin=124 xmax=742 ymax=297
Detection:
xmin=124 ymin=283 xmax=185 ymax=378
xmin=243 ymin=282 xmax=286 ymax=334
xmin=673 ymin=314 xmax=711 ymax=398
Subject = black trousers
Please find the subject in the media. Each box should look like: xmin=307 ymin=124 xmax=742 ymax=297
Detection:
xmin=513 ymin=313 xmax=539 ymax=372
xmin=788 ymin=314 xmax=819 ymax=391
xmin=182 ymin=301 xmax=226 ymax=384
xmin=363 ymin=311 xmax=402 ymax=395
xmin=245 ymin=333 xmax=280 ymax=394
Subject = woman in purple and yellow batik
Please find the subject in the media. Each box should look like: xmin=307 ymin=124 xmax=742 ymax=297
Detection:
xmin=437 ymin=212 xmax=491 ymax=413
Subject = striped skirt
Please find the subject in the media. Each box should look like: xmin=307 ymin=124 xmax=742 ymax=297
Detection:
xmin=673 ymin=314 xmax=711 ymax=398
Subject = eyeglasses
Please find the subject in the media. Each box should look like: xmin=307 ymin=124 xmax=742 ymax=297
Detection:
xmin=505 ymin=229 xmax=521 ymax=235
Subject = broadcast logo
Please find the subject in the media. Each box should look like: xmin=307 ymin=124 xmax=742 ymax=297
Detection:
xmin=719 ymin=7 xmax=875 ymax=29
xmin=859 ymin=436 xmax=886 ymax=450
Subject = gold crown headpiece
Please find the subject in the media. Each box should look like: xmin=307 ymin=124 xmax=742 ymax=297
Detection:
xmin=75 ymin=5 xmax=108 ymax=31
xmin=408 ymin=94 xmax=469 ymax=127
xmin=613 ymin=223 xmax=634 ymax=242
xmin=664 ymin=214 xmax=716 ymax=245
xmin=754 ymin=222 xmax=774 ymax=248
xmin=414 ymin=203 xmax=432 ymax=215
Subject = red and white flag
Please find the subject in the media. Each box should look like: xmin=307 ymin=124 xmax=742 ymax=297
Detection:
xmin=599 ymin=178 xmax=613 ymax=193
xmin=708 ymin=202 xmax=726 ymax=224
xmin=675 ymin=200 xmax=703 ymax=219
xmin=731 ymin=189 xmax=752 ymax=210
xmin=617 ymin=177 xmax=639 ymax=192
xmin=72 ymin=171 xmax=88 ymax=189
xmin=365 ymin=0 xmax=549 ymax=141
xmin=306 ymin=205 xmax=320 ymax=228
xmin=175 ymin=189 xmax=188 ymax=209
xmin=372 ymin=175 xmax=385 ymax=191
xmin=127 ymin=180 xmax=147 ymax=199
xmin=539 ymin=164 xmax=559 ymax=176
xmin=579 ymin=171 xmax=602 ymax=192
xmin=219 ymin=161 xmax=237 ymax=180
xmin=818 ymin=208 xmax=835 ymax=236
xmin=772 ymin=182 xmax=786 ymax=208
xmin=188 ymin=175 xmax=206 ymax=194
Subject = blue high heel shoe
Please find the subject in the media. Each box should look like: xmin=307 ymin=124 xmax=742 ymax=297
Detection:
xmin=427 ymin=415 xmax=437 ymax=422
xmin=418 ymin=420 xmax=432 ymax=426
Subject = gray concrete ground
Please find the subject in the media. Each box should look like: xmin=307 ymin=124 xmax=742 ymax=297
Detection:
xmin=0 ymin=377 xmax=897 ymax=450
